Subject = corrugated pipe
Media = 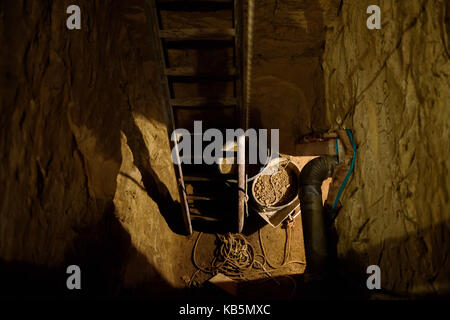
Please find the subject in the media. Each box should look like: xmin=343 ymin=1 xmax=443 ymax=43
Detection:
xmin=300 ymin=155 xmax=338 ymax=272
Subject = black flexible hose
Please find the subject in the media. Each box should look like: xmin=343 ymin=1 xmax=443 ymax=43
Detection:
xmin=299 ymin=155 xmax=338 ymax=272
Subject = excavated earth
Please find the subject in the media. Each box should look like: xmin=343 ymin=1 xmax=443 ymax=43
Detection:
xmin=0 ymin=0 xmax=448 ymax=298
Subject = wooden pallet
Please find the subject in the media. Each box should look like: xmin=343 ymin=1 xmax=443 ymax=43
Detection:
xmin=146 ymin=0 xmax=246 ymax=235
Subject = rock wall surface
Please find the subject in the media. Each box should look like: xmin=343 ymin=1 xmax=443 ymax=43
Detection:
xmin=250 ymin=0 xmax=341 ymax=153
xmin=0 ymin=0 xmax=191 ymax=297
xmin=322 ymin=0 xmax=450 ymax=297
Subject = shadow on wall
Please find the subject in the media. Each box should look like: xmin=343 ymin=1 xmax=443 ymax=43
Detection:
xmin=0 ymin=0 xmax=187 ymax=299
xmin=328 ymin=220 xmax=450 ymax=299
xmin=120 ymin=112 xmax=186 ymax=235
xmin=0 ymin=203 xmax=291 ymax=299
xmin=87 ymin=0 xmax=189 ymax=235
xmin=120 ymin=1 xmax=188 ymax=235
xmin=0 ymin=205 xmax=177 ymax=299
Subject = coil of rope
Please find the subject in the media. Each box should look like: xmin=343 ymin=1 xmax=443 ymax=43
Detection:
xmin=189 ymin=219 xmax=306 ymax=295
xmin=190 ymin=232 xmax=269 ymax=286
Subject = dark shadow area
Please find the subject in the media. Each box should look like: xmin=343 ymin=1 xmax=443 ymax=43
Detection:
xmin=326 ymin=220 xmax=450 ymax=299
xmin=0 ymin=214 xmax=449 ymax=299
xmin=241 ymin=208 xmax=271 ymax=236
xmin=0 ymin=202 xmax=178 ymax=299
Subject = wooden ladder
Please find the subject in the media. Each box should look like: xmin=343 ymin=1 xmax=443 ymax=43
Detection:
xmin=146 ymin=0 xmax=246 ymax=235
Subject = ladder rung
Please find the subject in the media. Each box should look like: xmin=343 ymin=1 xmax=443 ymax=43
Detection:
xmin=184 ymin=176 xmax=219 ymax=182
xmin=171 ymin=97 xmax=236 ymax=107
xmin=159 ymin=28 xmax=235 ymax=40
xmin=174 ymin=132 xmax=202 ymax=142
xmin=165 ymin=67 xmax=236 ymax=77
xmin=187 ymin=195 xmax=216 ymax=201
xmin=189 ymin=209 xmax=222 ymax=222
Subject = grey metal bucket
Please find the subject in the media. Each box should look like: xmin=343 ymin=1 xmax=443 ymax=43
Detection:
xmin=250 ymin=157 xmax=301 ymax=227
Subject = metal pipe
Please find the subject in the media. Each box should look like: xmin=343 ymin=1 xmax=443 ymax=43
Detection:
xmin=237 ymin=134 xmax=246 ymax=233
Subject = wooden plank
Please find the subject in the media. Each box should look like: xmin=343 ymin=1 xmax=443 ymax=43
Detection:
xmin=159 ymin=28 xmax=235 ymax=40
xmin=174 ymin=131 xmax=203 ymax=142
xmin=184 ymin=175 xmax=220 ymax=182
xmin=170 ymin=96 xmax=237 ymax=107
xmin=165 ymin=66 xmax=236 ymax=77
xmin=187 ymin=195 xmax=216 ymax=201
xmin=237 ymin=135 xmax=245 ymax=233
xmin=189 ymin=210 xmax=221 ymax=222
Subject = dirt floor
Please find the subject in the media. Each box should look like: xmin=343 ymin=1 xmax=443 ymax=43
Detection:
xmin=181 ymin=213 xmax=305 ymax=299
xmin=172 ymin=155 xmax=332 ymax=299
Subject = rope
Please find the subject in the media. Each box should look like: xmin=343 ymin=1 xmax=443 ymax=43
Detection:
xmin=192 ymin=232 xmax=262 ymax=278
xmin=258 ymin=219 xmax=306 ymax=269
xmin=244 ymin=0 xmax=255 ymax=130
xmin=189 ymin=221 xmax=306 ymax=289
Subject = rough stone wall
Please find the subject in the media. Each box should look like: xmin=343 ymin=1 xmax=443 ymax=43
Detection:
xmin=0 ymin=0 xmax=190 ymax=297
xmin=249 ymin=0 xmax=340 ymax=154
xmin=322 ymin=0 xmax=450 ymax=297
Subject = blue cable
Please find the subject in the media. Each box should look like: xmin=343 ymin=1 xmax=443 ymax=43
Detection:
xmin=330 ymin=129 xmax=356 ymax=215
xmin=335 ymin=139 xmax=339 ymax=163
